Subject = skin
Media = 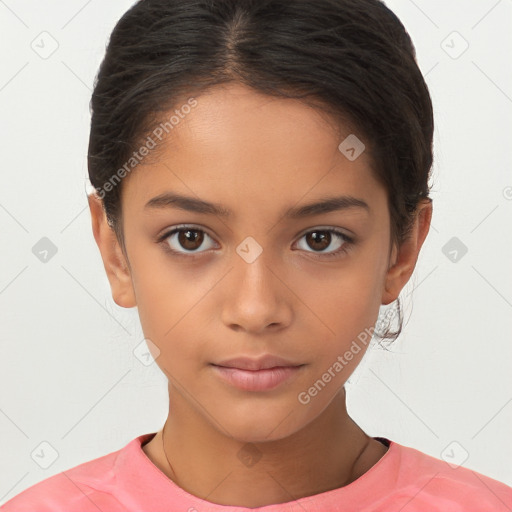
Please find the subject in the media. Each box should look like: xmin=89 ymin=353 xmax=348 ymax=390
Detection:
xmin=88 ymin=82 xmax=432 ymax=507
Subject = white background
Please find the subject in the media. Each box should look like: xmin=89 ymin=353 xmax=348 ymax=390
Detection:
xmin=1 ymin=0 xmax=511 ymax=504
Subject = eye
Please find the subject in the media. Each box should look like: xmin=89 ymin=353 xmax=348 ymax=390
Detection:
xmin=158 ymin=225 xmax=217 ymax=256
xmin=158 ymin=225 xmax=354 ymax=260
xmin=295 ymin=228 xmax=354 ymax=258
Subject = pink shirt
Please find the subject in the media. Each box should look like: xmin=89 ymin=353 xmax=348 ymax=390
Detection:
xmin=1 ymin=433 xmax=511 ymax=511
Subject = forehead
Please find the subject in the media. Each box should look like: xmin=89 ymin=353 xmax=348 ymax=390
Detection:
xmin=121 ymin=83 xmax=386 ymax=219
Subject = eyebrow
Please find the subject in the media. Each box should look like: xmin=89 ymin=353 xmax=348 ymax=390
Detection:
xmin=144 ymin=192 xmax=370 ymax=218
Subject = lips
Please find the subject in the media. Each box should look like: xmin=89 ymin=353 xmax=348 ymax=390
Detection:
xmin=211 ymin=354 xmax=306 ymax=391
xmin=212 ymin=354 xmax=303 ymax=371
xmin=211 ymin=364 xmax=305 ymax=392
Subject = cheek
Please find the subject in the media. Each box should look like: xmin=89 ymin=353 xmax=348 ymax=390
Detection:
xmin=128 ymin=248 xmax=180 ymax=341
xmin=294 ymin=256 xmax=385 ymax=369
xmin=130 ymin=251 xmax=217 ymax=369
xmin=300 ymin=264 xmax=382 ymax=335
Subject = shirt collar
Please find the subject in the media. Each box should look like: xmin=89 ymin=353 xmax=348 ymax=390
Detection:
xmin=112 ymin=432 xmax=398 ymax=511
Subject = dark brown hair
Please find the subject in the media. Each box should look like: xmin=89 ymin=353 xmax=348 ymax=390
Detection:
xmin=87 ymin=0 xmax=434 ymax=345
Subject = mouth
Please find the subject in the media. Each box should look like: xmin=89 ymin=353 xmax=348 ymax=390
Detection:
xmin=213 ymin=354 xmax=303 ymax=371
xmin=210 ymin=364 xmax=306 ymax=392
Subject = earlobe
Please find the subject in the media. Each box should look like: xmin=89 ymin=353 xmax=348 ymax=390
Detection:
xmin=87 ymin=193 xmax=137 ymax=309
xmin=381 ymin=199 xmax=433 ymax=306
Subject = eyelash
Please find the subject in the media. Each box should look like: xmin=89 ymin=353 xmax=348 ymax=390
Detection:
xmin=157 ymin=225 xmax=355 ymax=260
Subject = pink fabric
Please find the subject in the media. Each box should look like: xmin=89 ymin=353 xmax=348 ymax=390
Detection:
xmin=1 ymin=433 xmax=511 ymax=511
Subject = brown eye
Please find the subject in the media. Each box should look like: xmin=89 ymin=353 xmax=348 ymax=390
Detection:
xmin=177 ymin=228 xmax=204 ymax=251
xmin=160 ymin=225 xmax=216 ymax=255
xmin=305 ymin=231 xmax=331 ymax=251
xmin=296 ymin=228 xmax=353 ymax=258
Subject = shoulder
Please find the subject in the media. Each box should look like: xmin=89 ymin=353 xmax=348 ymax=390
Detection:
xmin=0 ymin=440 xmax=129 ymax=512
xmin=387 ymin=440 xmax=512 ymax=510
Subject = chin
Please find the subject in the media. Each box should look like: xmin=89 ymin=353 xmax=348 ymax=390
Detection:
xmin=215 ymin=403 xmax=312 ymax=445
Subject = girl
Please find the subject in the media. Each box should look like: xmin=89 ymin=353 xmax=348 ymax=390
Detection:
xmin=2 ymin=0 xmax=511 ymax=510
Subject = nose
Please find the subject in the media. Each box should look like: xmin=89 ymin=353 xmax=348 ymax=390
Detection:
xmin=220 ymin=250 xmax=293 ymax=334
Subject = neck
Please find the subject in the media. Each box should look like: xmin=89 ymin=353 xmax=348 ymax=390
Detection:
xmin=150 ymin=387 xmax=377 ymax=508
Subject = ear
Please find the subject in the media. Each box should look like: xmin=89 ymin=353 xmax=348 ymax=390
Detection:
xmin=381 ymin=198 xmax=433 ymax=305
xmin=88 ymin=193 xmax=137 ymax=308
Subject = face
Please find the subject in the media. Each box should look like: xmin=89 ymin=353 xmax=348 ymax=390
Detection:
xmin=90 ymin=82 xmax=430 ymax=442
